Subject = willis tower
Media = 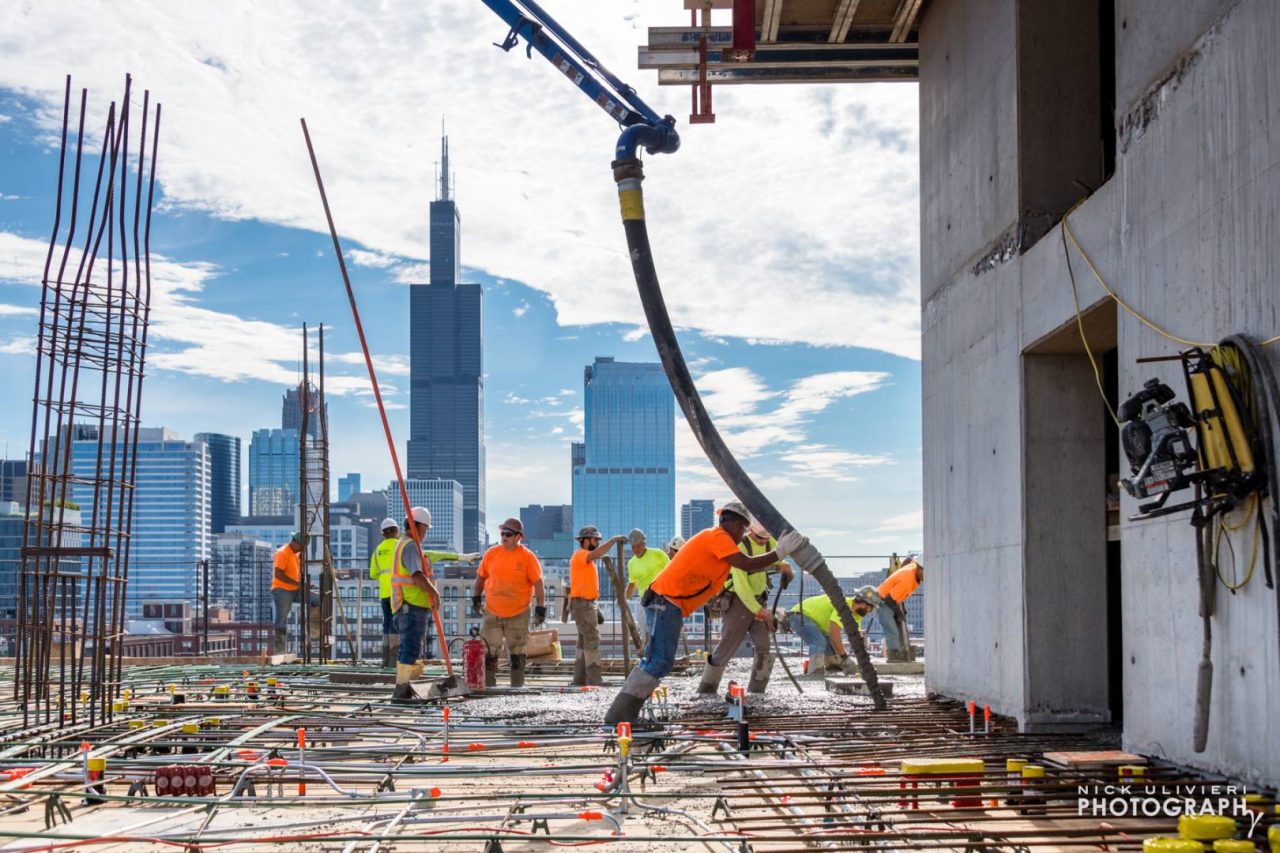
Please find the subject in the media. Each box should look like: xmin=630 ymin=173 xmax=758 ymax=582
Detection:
xmin=407 ymin=132 xmax=486 ymax=551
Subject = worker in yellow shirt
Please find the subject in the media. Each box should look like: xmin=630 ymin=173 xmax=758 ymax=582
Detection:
xmin=568 ymin=525 xmax=626 ymax=686
xmin=697 ymin=521 xmax=793 ymax=695
xmin=371 ymin=516 xmax=478 ymax=668
xmin=624 ymin=528 xmax=669 ymax=641
xmin=877 ymin=556 xmax=923 ymax=662
xmin=787 ymin=587 xmax=880 ymax=676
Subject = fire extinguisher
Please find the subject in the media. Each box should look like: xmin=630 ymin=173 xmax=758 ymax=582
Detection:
xmin=463 ymin=627 xmax=487 ymax=692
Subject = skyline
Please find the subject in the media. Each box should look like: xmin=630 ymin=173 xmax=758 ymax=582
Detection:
xmin=0 ymin=1 xmax=922 ymax=556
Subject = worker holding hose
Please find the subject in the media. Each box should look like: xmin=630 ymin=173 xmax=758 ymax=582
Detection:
xmin=876 ymin=556 xmax=923 ymax=662
xmin=786 ymin=587 xmax=880 ymax=676
xmin=624 ymin=528 xmax=669 ymax=642
xmin=696 ymin=521 xmax=793 ymax=696
xmin=471 ymin=517 xmax=547 ymax=687
xmin=270 ymin=532 xmax=306 ymax=655
xmin=390 ymin=507 xmax=442 ymax=699
xmin=605 ymin=501 xmax=806 ymax=725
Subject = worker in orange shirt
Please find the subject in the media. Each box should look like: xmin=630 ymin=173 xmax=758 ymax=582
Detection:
xmin=568 ymin=526 xmax=626 ymax=686
xmin=270 ymin=532 xmax=305 ymax=654
xmin=605 ymin=501 xmax=807 ymax=725
xmin=471 ymin=517 xmax=547 ymax=687
xmin=876 ymin=555 xmax=923 ymax=662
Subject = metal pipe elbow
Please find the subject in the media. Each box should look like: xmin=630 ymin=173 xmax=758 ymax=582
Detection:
xmin=615 ymin=119 xmax=681 ymax=160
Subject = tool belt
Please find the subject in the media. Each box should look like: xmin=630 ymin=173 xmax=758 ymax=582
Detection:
xmin=777 ymin=611 xmax=793 ymax=633
xmin=707 ymin=587 xmax=766 ymax=617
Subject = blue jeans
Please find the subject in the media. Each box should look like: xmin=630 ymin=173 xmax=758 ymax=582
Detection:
xmin=272 ymin=587 xmax=297 ymax=632
xmin=395 ymin=603 xmax=430 ymax=664
xmin=381 ymin=598 xmax=394 ymax=634
xmin=638 ymin=598 xmax=683 ymax=680
xmin=791 ymin=612 xmax=834 ymax=657
xmin=877 ymin=598 xmax=906 ymax=651
xmin=643 ymin=604 xmax=657 ymax=637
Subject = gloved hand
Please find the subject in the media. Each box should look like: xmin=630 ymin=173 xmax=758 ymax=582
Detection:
xmin=533 ymin=605 xmax=547 ymax=626
xmin=779 ymin=566 xmax=794 ymax=589
xmin=774 ymin=530 xmax=808 ymax=561
xmin=460 ymin=552 xmax=480 ymax=563
xmin=470 ymin=595 xmax=483 ymax=617
xmin=595 ymin=608 xmax=605 ymax=625
xmin=840 ymin=655 xmax=858 ymax=676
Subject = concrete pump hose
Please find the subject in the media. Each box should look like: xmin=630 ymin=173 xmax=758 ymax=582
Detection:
xmin=611 ymin=155 xmax=887 ymax=711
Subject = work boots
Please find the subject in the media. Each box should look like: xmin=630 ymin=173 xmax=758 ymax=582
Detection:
xmin=380 ymin=637 xmax=392 ymax=668
xmin=509 ymin=653 xmax=526 ymax=687
xmin=696 ymin=660 xmax=726 ymax=695
xmin=389 ymin=635 xmax=401 ymax=665
xmin=604 ymin=667 xmax=659 ymax=726
xmin=585 ymin=660 xmax=604 ymax=687
xmin=570 ymin=655 xmax=586 ymax=687
xmin=805 ymin=652 xmax=826 ymax=678
xmin=484 ymin=654 xmax=499 ymax=688
xmin=886 ymin=648 xmax=910 ymax=663
xmin=273 ymin=629 xmax=288 ymax=656
xmin=747 ymin=653 xmax=775 ymax=694
xmin=392 ymin=662 xmax=415 ymax=703
xmin=409 ymin=660 xmax=425 ymax=680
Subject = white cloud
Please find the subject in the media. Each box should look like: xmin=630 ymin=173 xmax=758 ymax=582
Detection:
xmin=0 ymin=193 xmax=20 ymax=201
xmin=512 ymin=301 xmax=529 ymax=318
xmin=0 ymin=230 xmax=400 ymax=397
xmin=0 ymin=114 xmax=10 ymax=124
xmin=779 ymin=444 xmax=891 ymax=481
xmin=0 ymin=335 xmax=34 ymax=353
xmin=878 ymin=509 xmax=923 ymax=531
xmin=0 ymin=303 xmax=36 ymax=316
xmin=0 ymin=0 xmax=920 ymax=358
xmin=347 ymin=248 xmax=397 ymax=269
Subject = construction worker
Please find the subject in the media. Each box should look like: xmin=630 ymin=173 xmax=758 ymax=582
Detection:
xmin=665 ymin=535 xmax=685 ymax=559
xmin=877 ymin=556 xmax=923 ymax=662
xmin=390 ymin=507 xmax=442 ymax=699
xmin=625 ymin=528 xmax=669 ymax=639
xmin=568 ymin=525 xmax=626 ymax=686
xmin=371 ymin=516 xmax=478 ymax=667
xmin=787 ymin=586 xmax=880 ymax=676
xmin=471 ymin=517 xmax=546 ymax=687
xmin=605 ymin=501 xmax=806 ymax=725
xmin=270 ymin=532 xmax=305 ymax=655
xmin=697 ymin=521 xmax=794 ymax=696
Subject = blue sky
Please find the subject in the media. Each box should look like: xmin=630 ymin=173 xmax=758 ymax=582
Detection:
xmin=0 ymin=1 xmax=921 ymax=559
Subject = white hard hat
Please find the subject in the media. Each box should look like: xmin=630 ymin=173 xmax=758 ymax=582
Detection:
xmin=380 ymin=517 xmax=398 ymax=531
xmin=410 ymin=506 xmax=432 ymax=526
xmin=748 ymin=520 xmax=770 ymax=540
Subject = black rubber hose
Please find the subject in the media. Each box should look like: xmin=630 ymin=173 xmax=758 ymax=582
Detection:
xmin=612 ymin=156 xmax=888 ymax=710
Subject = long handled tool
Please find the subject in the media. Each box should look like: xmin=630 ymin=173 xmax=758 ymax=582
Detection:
xmin=769 ymin=582 xmax=803 ymax=694
xmin=300 ymin=119 xmax=458 ymax=694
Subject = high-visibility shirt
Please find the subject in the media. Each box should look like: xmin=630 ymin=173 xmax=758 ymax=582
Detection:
xmin=725 ymin=535 xmax=779 ymax=611
xmin=371 ymin=538 xmax=459 ymax=600
xmin=789 ymin=594 xmax=862 ymax=632
xmin=391 ymin=537 xmax=434 ymax=610
xmin=369 ymin=537 xmax=398 ymax=599
xmin=568 ymin=548 xmax=600 ymax=600
xmin=649 ymin=527 xmax=742 ymax=617
xmin=478 ymin=543 xmax=543 ymax=618
xmin=879 ymin=563 xmax=920 ymax=603
xmin=627 ymin=548 xmax=669 ymax=597
xmin=271 ymin=543 xmax=300 ymax=592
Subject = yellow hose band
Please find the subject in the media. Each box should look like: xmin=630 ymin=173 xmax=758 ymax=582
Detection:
xmin=618 ymin=188 xmax=645 ymax=222
xmin=1178 ymin=814 xmax=1236 ymax=841
xmin=1142 ymin=838 xmax=1204 ymax=852
xmin=1211 ymin=840 xmax=1254 ymax=852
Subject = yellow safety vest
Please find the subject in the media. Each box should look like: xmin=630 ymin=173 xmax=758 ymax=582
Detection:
xmin=391 ymin=538 xmax=432 ymax=611
xmin=370 ymin=537 xmax=398 ymax=600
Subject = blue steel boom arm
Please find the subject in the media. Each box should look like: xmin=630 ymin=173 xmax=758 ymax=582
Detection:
xmin=478 ymin=0 xmax=680 ymax=159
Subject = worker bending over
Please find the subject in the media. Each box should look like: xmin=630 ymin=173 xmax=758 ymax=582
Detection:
xmin=371 ymin=516 xmax=478 ymax=668
xmin=605 ymin=501 xmax=806 ymax=725
xmin=390 ymin=508 xmax=442 ymax=699
xmin=568 ymin=526 xmax=625 ymax=686
xmin=697 ymin=521 xmax=794 ymax=696
xmin=877 ymin=556 xmax=923 ymax=662
xmin=270 ymin=532 xmax=305 ymax=655
xmin=787 ymin=587 xmax=880 ymax=676
xmin=624 ymin=528 xmax=669 ymax=640
xmin=472 ymin=517 xmax=546 ymax=687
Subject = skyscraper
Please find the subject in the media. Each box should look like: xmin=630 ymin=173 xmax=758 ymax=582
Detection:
xmin=520 ymin=505 xmax=573 ymax=540
xmin=681 ymin=499 xmax=716 ymax=539
xmin=394 ymin=478 xmax=464 ymax=553
xmin=572 ymin=358 xmax=676 ymax=548
xmin=248 ymin=428 xmax=299 ymax=516
xmin=281 ymin=387 xmax=325 ymax=439
xmin=337 ymin=473 xmax=361 ymax=502
xmin=71 ymin=427 xmax=210 ymax=616
xmin=0 ymin=460 xmax=31 ymax=505
xmin=209 ymin=532 xmax=274 ymax=623
xmin=407 ymin=132 xmax=486 ymax=552
xmin=195 ymin=433 xmax=241 ymax=534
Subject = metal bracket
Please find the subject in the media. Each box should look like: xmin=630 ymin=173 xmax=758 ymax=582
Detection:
xmin=126 ymin=780 xmax=148 ymax=798
xmin=494 ymin=17 xmax=541 ymax=59
xmin=377 ymin=774 xmax=395 ymax=793
xmin=529 ymin=817 xmax=550 ymax=836
xmin=602 ymin=737 xmax=617 ymax=754
xmin=484 ymin=837 xmax=504 ymax=853
xmin=44 ymin=795 xmax=73 ymax=829
xmin=711 ymin=795 xmax=731 ymax=820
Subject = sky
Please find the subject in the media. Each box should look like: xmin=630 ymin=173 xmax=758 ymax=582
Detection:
xmin=0 ymin=0 xmax=922 ymax=562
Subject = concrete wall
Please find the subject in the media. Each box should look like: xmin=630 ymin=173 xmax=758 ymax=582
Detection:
xmin=920 ymin=0 xmax=1279 ymax=782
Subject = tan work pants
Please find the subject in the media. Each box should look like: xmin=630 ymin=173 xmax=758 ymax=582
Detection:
xmin=570 ymin=597 xmax=603 ymax=685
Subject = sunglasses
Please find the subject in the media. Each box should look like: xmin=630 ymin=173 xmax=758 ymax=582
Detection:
xmin=500 ymin=530 xmax=519 ymax=538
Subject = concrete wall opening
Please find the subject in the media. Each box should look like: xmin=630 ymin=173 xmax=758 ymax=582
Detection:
xmin=1021 ymin=302 xmax=1117 ymax=730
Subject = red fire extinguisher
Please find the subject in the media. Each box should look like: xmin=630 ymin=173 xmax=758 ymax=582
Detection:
xmin=463 ymin=628 xmax=487 ymax=692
